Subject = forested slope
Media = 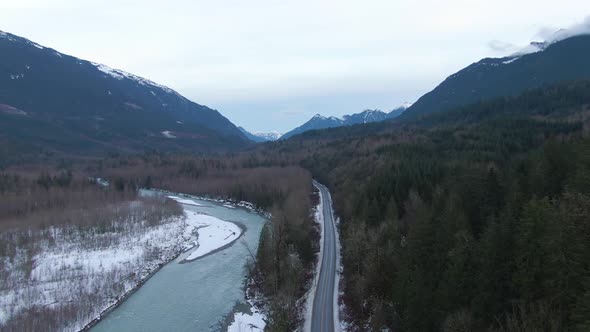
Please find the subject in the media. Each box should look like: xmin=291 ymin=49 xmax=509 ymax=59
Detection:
xmin=258 ymin=80 xmax=590 ymax=331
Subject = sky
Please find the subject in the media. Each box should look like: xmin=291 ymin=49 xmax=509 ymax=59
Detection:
xmin=0 ymin=1 xmax=589 ymax=133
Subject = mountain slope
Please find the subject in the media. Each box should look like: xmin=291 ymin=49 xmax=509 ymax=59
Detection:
xmin=281 ymin=114 xmax=343 ymax=140
xmin=401 ymin=34 xmax=590 ymax=119
xmin=0 ymin=30 xmax=249 ymax=162
xmin=281 ymin=104 xmax=409 ymax=139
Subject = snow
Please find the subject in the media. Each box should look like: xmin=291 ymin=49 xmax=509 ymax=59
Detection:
xmin=399 ymin=102 xmax=413 ymax=109
xmin=167 ymin=195 xmax=202 ymax=206
xmin=227 ymin=310 xmax=266 ymax=332
xmin=0 ymin=192 xmax=249 ymax=330
xmin=162 ymin=131 xmax=176 ymax=139
xmin=94 ymin=63 xmax=126 ymax=80
xmin=502 ymin=57 xmax=520 ymax=65
xmin=252 ymin=131 xmax=282 ymax=141
xmin=223 ymin=204 xmax=236 ymax=209
xmin=166 ymin=195 xmax=243 ymax=261
xmin=91 ymin=62 xmax=179 ymax=96
xmin=183 ymin=211 xmax=242 ymax=261
xmin=0 ymin=203 xmax=191 ymax=331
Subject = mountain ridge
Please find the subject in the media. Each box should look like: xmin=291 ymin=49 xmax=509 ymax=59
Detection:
xmin=0 ymin=30 xmax=249 ymax=163
xmin=280 ymin=103 xmax=411 ymax=139
xmin=239 ymin=127 xmax=282 ymax=142
xmin=401 ymin=34 xmax=590 ymax=120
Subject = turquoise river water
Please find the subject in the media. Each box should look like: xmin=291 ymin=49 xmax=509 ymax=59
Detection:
xmin=91 ymin=195 xmax=267 ymax=332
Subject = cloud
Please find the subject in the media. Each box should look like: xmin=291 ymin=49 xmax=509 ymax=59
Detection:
xmin=490 ymin=15 xmax=590 ymax=57
xmin=488 ymin=40 xmax=518 ymax=53
xmin=540 ymin=15 xmax=590 ymax=42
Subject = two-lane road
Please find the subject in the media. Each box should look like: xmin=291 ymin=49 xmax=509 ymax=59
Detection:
xmin=311 ymin=180 xmax=339 ymax=332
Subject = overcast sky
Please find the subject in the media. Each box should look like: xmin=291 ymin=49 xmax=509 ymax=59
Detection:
xmin=1 ymin=1 xmax=589 ymax=132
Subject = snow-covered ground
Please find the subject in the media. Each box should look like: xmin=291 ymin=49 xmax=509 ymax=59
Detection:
xmin=166 ymin=197 xmax=243 ymax=262
xmin=167 ymin=195 xmax=203 ymax=206
xmin=0 ymin=203 xmax=189 ymax=331
xmin=227 ymin=301 xmax=266 ymax=332
xmin=0 ymin=196 xmax=246 ymax=331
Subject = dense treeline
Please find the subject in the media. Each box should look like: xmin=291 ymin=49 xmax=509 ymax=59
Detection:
xmin=0 ymin=171 xmax=138 ymax=230
xmin=251 ymin=81 xmax=590 ymax=330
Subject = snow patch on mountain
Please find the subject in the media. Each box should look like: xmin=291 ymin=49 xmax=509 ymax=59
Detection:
xmin=162 ymin=131 xmax=176 ymax=139
xmin=502 ymin=57 xmax=520 ymax=65
xmin=91 ymin=62 xmax=179 ymax=97
xmin=253 ymin=131 xmax=282 ymax=141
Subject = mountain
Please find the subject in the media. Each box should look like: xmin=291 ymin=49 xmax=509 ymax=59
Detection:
xmin=388 ymin=102 xmax=413 ymax=118
xmin=401 ymin=34 xmax=590 ymax=119
xmin=0 ymin=30 xmax=249 ymax=162
xmin=239 ymin=127 xmax=282 ymax=142
xmin=281 ymin=104 xmax=410 ymax=139
xmin=281 ymin=115 xmax=343 ymax=140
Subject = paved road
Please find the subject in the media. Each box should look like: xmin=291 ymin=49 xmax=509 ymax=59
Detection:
xmin=311 ymin=181 xmax=339 ymax=332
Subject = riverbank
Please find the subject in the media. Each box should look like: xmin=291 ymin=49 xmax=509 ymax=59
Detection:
xmin=82 ymin=203 xmax=246 ymax=331
xmin=89 ymin=194 xmax=269 ymax=332
xmin=220 ymin=279 xmax=267 ymax=332
xmin=0 ymin=199 xmax=189 ymax=332
xmin=84 ymin=196 xmax=248 ymax=331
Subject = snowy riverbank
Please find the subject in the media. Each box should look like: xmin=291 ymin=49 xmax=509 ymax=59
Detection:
xmin=0 ymin=195 xmax=248 ymax=331
xmin=167 ymin=196 xmax=243 ymax=262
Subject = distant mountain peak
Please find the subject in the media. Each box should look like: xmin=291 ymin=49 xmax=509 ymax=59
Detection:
xmin=398 ymin=102 xmax=413 ymax=109
xmin=239 ymin=127 xmax=281 ymax=142
xmin=281 ymin=103 xmax=411 ymax=139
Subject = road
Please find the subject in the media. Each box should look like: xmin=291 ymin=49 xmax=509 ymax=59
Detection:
xmin=311 ymin=180 xmax=339 ymax=332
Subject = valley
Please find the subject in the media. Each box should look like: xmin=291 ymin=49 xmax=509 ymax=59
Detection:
xmin=1 ymin=11 xmax=590 ymax=332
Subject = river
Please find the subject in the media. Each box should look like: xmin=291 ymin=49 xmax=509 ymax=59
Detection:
xmin=91 ymin=195 xmax=267 ymax=332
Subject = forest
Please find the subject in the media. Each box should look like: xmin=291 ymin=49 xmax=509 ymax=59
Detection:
xmin=0 ymin=157 xmax=318 ymax=331
xmin=2 ymin=80 xmax=590 ymax=331
xmin=256 ymin=80 xmax=590 ymax=331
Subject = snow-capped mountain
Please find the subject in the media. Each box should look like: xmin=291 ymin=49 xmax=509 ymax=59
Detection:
xmin=281 ymin=103 xmax=411 ymax=139
xmin=0 ymin=30 xmax=249 ymax=161
xmin=254 ymin=131 xmax=282 ymax=141
xmin=239 ymin=127 xmax=282 ymax=142
xmin=402 ymin=34 xmax=590 ymax=120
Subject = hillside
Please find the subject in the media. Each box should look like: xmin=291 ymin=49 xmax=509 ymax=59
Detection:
xmin=255 ymin=80 xmax=590 ymax=330
xmin=402 ymin=34 xmax=590 ymax=119
xmin=0 ymin=30 xmax=249 ymax=164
